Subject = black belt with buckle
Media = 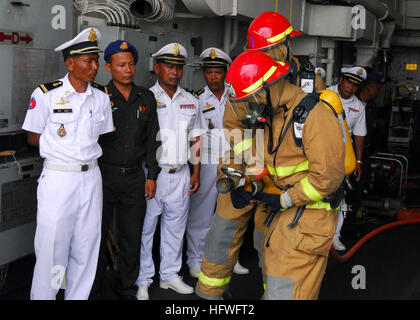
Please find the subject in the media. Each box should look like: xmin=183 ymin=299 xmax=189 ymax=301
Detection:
xmin=99 ymin=162 xmax=139 ymax=174
xmin=168 ymin=168 xmax=177 ymax=174
xmin=81 ymin=164 xmax=89 ymax=172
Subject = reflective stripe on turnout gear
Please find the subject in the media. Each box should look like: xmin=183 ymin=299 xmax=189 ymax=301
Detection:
xmin=306 ymin=199 xmax=332 ymax=210
xmin=198 ymin=271 xmax=231 ymax=287
xmin=233 ymin=137 xmax=253 ymax=155
xmin=266 ymin=160 xmax=308 ymax=177
xmin=300 ymin=176 xmax=323 ymax=202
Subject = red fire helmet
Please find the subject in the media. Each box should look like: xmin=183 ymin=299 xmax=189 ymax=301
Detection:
xmin=247 ymin=11 xmax=303 ymax=51
xmin=225 ymin=50 xmax=290 ymax=101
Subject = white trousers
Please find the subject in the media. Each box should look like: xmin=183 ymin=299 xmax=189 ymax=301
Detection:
xmin=186 ymin=163 xmax=218 ymax=268
xmin=30 ymin=166 xmax=102 ymax=300
xmin=137 ymin=166 xmax=190 ymax=285
xmin=334 ymin=209 xmax=344 ymax=239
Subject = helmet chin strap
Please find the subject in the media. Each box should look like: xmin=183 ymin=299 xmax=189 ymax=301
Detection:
xmin=264 ymin=80 xmax=294 ymax=158
xmin=262 ymin=83 xmax=276 ymax=154
xmin=262 ymin=82 xmax=273 ymax=118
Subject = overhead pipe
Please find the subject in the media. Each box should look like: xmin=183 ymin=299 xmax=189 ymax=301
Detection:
xmin=391 ymin=35 xmax=420 ymax=47
xmin=381 ymin=21 xmax=396 ymax=49
xmin=223 ymin=16 xmax=231 ymax=56
xmin=332 ymin=0 xmax=388 ymax=20
xmin=222 ymin=17 xmax=239 ymax=56
xmin=326 ymin=47 xmax=335 ymax=87
xmin=331 ymin=0 xmax=402 ymax=23
xmin=230 ymin=17 xmax=239 ymax=52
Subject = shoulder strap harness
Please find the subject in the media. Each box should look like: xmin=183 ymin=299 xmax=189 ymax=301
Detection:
xmin=292 ymin=92 xmax=320 ymax=150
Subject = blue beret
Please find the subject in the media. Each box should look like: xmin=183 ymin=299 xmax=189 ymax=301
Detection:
xmin=104 ymin=40 xmax=138 ymax=64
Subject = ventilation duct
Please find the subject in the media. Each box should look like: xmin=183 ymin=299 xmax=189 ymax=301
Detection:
xmin=130 ymin=0 xmax=176 ymax=22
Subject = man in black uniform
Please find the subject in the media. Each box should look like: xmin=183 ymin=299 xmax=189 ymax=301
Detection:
xmin=92 ymin=40 xmax=160 ymax=300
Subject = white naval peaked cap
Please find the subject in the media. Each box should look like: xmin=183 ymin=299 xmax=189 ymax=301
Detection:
xmin=54 ymin=27 xmax=102 ymax=60
xmin=315 ymin=67 xmax=326 ymax=80
xmin=152 ymin=43 xmax=188 ymax=65
xmin=200 ymin=47 xmax=232 ymax=67
xmin=341 ymin=66 xmax=367 ymax=86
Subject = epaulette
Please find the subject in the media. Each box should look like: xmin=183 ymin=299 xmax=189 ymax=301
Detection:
xmin=137 ymin=86 xmax=154 ymax=97
xmin=196 ymin=88 xmax=205 ymax=96
xmin=184 ymin=88 xmax=199 ymax=99
xmin=91 ymin=82 xmax=109 ymax=94
xmin=39 ymin=81 xmax=63 ymax=93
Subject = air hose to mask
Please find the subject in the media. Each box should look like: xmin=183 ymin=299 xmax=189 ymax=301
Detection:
xmin=330 ymin=217 xmax=420 ymax=263
xmin=264 ymin=84 xmax=294 ymax=168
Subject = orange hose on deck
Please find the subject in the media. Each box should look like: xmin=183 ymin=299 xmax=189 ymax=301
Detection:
xmin=330 ymin=218 xmax=420 ymax=263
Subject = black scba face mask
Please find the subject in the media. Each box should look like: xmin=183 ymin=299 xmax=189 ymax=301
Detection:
xmin=242 ymin=101 xmax=267 ymax=128
xmin=229 ymin=86 xmax=273 ymax=129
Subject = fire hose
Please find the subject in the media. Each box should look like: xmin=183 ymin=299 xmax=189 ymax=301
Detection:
xmin=330 ymin=216 xmax=420 ymax=263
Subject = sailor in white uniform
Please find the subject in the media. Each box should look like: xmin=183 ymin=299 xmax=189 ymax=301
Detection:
xmin=136 ymin=43 xmax=206 ymax=300
xmin=22 ymin=27 xmax=114 ymax=300
xmin=327 ymin=66 xmax=367 ymax=251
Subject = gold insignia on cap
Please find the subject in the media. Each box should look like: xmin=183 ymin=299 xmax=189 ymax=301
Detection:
xmin=171 ymin=44 xmax=180 ymax=56
xmin=120 ymin=41 xmax=128 ymax=50
xmin=57 ymin=124 xmax=67 ymax=137
xmin=88 ymin=28 xmax=97 ymax=42
xmin=357 ymin=68 xmax=363 ymax=75
xmin=210 ymin=48 xmax=217 ymax=59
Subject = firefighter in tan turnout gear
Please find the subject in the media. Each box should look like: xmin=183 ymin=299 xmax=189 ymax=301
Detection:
xmin=247 ymin=11 xmax=327 ymax=262
xmin=196 ymin=50 xmax=345 ymax=300
xmin=195 ymin=11 xmax=330 ymax=300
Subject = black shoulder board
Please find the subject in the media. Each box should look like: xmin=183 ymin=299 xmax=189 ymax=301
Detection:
xmin=39 ymin=81 xmax=63 ymax=93
xmin=185 ymin=88 xmax=199 ymax=99
xmin=137 ymin=86 xmax=153 ymax=96
xmin=196 ymin=88 xmax=205 ymax=96
xmin=91 ymin=82 xmax=109 ymax=94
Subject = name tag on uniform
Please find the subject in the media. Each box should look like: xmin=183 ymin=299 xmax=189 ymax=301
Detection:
xmin=157 ymin=104 xmax=166 ymax=109
xmin=300 ymin=79 xmax=314 ymax=93
xmin=203 ymin=107 xmax=215 ymax=113
xmin=53 ymin=109 xmax=73 ymax=113
xmin=180 ymin=104 xmax=195 ymax=110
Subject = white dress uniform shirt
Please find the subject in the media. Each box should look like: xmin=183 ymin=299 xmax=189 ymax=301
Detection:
xmin=200 ymin=85 xmax=231 ymax=164
xmin=328 ymin=84 xmax=367 ymax=137
xmin=150 ymin=81 xmax=206 ymax=168
xmin=22 ymin=73 xmax=113 ymax=300
xmin=137 ymin=82 xmax=206 ymax=286
xmin=22 ymin=73 xmax=114 ymax=162
xmin=185 ymin=85 xmax=230 ymax=270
